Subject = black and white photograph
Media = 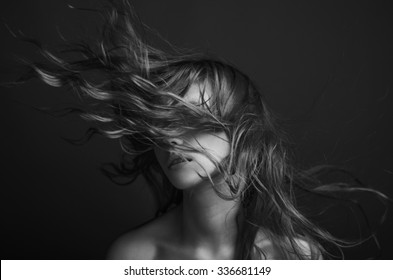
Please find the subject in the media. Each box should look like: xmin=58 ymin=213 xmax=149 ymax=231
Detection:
xmin=1 ymin=0 xmax=392 ymax=260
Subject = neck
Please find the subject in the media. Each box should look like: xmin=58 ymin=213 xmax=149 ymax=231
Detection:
xmin=179 ymin=179 xmax=240 ymax=259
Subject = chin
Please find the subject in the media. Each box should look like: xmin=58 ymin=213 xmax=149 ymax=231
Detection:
xmin=165 ymin=166 xmax=224 ymax=192
xmin=166 ymin=168 xmax=207 ymax=190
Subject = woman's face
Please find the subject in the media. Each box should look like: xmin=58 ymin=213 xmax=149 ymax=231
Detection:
xmin=154 ymin=84 xmax=230 ymax=190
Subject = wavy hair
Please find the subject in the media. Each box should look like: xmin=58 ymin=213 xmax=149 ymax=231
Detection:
xmin=11 ymin=0 xmax=388 ymax=259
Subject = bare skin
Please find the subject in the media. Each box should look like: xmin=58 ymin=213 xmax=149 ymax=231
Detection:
xmin=106 ymin=177 xmax=314 ymax=260
xmin=107 ymin=178 xmax=241 ymax=260
xmin=107 ymin=84 xmax=317 ymax=260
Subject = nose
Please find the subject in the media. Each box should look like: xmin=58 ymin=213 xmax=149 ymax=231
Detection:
xmin=166 ymin=137 xmax=184 ymax=146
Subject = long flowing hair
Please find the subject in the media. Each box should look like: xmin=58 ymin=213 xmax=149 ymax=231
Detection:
xmin=11 ymin=0 xmax=388 ymax=259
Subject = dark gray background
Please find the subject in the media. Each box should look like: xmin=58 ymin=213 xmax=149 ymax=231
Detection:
xmin=1 ymin=0 xmax=392 ymax=259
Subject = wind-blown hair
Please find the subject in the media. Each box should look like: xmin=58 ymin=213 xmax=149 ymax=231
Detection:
xmin=13 ymin=0 xmax=388 ymax=259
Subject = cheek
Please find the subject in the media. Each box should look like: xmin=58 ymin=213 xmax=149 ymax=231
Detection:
xmin=198 ymin=132 xmax=230 ymax=161
xmin=188 ymin=131 xmax=230 ymax=174
xmin=151 ymin=132 xmax=230 ymax=189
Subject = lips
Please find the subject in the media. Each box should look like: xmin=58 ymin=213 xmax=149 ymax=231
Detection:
xmin=167 ymin=153 xmax=192 ymax=168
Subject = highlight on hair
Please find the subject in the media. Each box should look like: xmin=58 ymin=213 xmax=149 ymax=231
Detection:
xmin=10 ymin=0 xmax=389 ymax=259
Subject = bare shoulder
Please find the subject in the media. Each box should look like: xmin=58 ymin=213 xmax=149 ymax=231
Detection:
xmin=290 ymin=238 xmax=323 ymax=260
xmin=106 ymin=225 xmax=157 ymax=260
xmin=254 ymin=231 xmax=322 ymax=260
xmin=106 ymin=207 xmax=180 ymax=260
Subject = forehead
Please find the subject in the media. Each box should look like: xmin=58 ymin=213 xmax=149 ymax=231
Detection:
xmin=183 ymin=83 xmax=212 ymax=105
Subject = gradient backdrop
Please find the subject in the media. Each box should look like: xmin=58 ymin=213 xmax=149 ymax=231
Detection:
xmin=1 ymin=0 xmax=392 ymax=259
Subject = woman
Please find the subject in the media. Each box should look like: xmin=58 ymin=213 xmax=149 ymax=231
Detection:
xmin=106 ymin=81 xmax=322 ymax=260
xmin=14 ymin=0 xmax=387 ymax=259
